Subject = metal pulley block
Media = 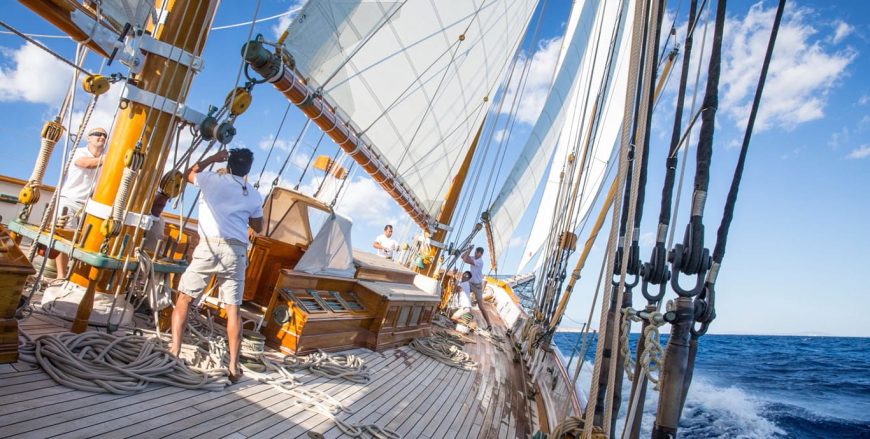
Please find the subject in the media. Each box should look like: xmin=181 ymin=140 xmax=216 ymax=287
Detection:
xmin=159 ymin=170 xmax=184 ymax=198
xmin=82 ymin=74 xmax=111 ymax=96
xmin=215 ymin=121 xmax=236 ymax=145
xmin=225 ymin=87 xmax=253 ymax=116
xmin=199 ymin=116 xmax=219 ymax=141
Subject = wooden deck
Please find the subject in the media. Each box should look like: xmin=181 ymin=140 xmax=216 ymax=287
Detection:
xmin=0 ymin=307 xmax=535 ymax=438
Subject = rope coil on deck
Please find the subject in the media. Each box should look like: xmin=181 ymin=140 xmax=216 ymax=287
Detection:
xmin=18 ymin=331 xmax=227 ymax=394
xmin=409 ymin=333 xmax=477 ymax=370
xmin=283 ymin=350 xmax=371 ymax=384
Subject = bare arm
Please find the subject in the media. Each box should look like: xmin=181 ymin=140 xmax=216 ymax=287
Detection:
xmin=249 ymin=216 xmax=264 ymax=234
xmin=461 ymin=247 xmax=474 ymax=265
xmin=74 ymin=155 xmax=102 ymax=169
xmin=185 ymin=150 xmax=229 ymax=184
xmin=373 ymin=240 xmax=383 ymax=250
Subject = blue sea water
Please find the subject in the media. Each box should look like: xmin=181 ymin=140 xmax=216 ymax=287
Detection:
xmin=552 ymin=333 xmax=870 ymax=438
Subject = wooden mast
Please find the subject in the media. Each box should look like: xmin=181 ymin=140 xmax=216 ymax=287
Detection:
xmin=422 ymin=121 xmax=486 ymax=278
xmin=21 ymin=0 xmax=220 ymax=332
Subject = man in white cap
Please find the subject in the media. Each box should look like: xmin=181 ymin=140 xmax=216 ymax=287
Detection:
xmin=56 ymin=127 xmax=107 ymax=279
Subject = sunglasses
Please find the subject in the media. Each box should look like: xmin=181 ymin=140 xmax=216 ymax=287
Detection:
xmin=89 ymin=132 xmax=107 ymax=138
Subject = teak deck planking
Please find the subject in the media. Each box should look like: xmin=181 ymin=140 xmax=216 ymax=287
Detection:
xmin=0 ymin=306 xmax=534 ymax=438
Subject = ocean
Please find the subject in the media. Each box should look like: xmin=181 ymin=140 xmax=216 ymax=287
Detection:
xmin=552 ymin=332 xmax=870 ymax=438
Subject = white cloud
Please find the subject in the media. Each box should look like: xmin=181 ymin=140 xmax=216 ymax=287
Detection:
xmin=332 ymin=175 xmax=396 ymax=225
xmin=827 ymin=126 xmax=848 ymax=149
xmin=846 ymin=145 xmax=870 ymax=160
xmin=665 ymin=4 xmax=854 ymax=134
xmin=271 ymin=1 xmax=307 ymax=40
xmin=718 ymin=4 xmax=855 ymax=132
xmin=499 ymin=37 xmax=563 ymax=124
xmin=830 ymin=20 xmax=853 ymax=44
xmin=859 ymin=95 xmax=870 ymax=106
xmin=493 ymin=129 xmax=508 ymax=143
xmin=0 ymin=43 xmax=73 ymax=105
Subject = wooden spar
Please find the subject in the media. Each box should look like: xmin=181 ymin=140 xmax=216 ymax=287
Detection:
xmin=17 ymin=0 xmax=116 ymax=56
xmin=546 ymin=52 xmax=677 ymax=333
xmin=242 ymin=41 xmax=433 ymax=231
xmin=548 ymin=177 xmax=618 ymax=331
xmin=422 ymin=121 xmax=486 ymax=278
xmin=23 ymin=0 xmax=220 ymax=331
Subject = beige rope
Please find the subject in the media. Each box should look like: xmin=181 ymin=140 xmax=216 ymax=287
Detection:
xmin=283 ymin=350 xmax=370 ymax=384
xmin=410 ymin=334 xmax=477 ymax=370
xmin=18 ymin=331 xmax=227 ymax=394
xmin=582 ymin=0 xmax=651 ymax=435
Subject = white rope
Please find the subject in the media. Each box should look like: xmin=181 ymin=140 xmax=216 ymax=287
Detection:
xmin=283 ymin=350 xmax=370 ymax=384
xmin=582 ymin=0 xmax=650 ymax=435
xmin=640 ymin=311 xmax=666 ymax=390
xmin=18 ymin=331 xmax=227 ymax=394
xmin=409 ymin=333 xmax=477 ymax=370
xmin=620 ymin=308 xmax=642 ymax=376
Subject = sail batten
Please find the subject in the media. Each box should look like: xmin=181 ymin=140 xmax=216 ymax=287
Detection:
xmin=282 ymin=0 xmax=539 ymax=227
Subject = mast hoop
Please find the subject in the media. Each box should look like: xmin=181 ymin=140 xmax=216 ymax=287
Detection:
xmin=83 ymin=199 xmax=156 ymax=231
xmin=136 ymin=35 xmax=204 ymax=72
xmin=120 ymin=85 xmax=205 ymax=126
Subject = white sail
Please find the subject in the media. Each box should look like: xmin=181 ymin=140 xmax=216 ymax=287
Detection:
xmin=517 ymin=0 xmax=633 ymax=272
xmin=488 ymin=0 xmax=621 ymax=265
xmin=281 ymin=0 xmax=538 ymax=219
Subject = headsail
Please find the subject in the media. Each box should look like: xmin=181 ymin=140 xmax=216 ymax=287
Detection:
xmin=487 ymin=0 xmax=629 ymax=266
xmin=516 ymin=0 xmax=633 ymax=272
xmin=281 ymin=0 xmax=539 ymax=227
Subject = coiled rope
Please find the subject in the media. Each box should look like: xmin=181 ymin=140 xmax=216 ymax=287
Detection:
xmin=410 ymin=333 xmax=477 ymax=370
xmin=283 ymin=350 xmax=370 ymax=384
xmin=18 ymin=331 xmax=227 ymax=394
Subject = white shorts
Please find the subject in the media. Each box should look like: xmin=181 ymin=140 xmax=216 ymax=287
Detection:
xmin=178 ymin=238 xmax=247 ymax=305
xmin=57 ymin=197 xmax=85 ymax=229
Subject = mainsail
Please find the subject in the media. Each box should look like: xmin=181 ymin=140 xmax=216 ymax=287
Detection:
xmin=487 ymin=0 xmax=629 ymax=265
xmin=280 ymin=0 xmax=538 ymax=225
xmin=516 ymin=0 xmax=633 ymax=272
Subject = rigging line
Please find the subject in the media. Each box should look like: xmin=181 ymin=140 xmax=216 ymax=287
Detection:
xmin=479 ymin=0 xmax=553 ymax=211
xmin=668 ymin=0 xmax=709 ymax=251
xmin=226 ymin=0 xmax=261 ymax=119
xmin=711 ymin=0 xmax=784 ymax=272
xmin=273 ymin=118 xmax=312 ymax=186
xmin=317 ymin=1 xmax=408 ymax=90
xmin=111 ymin=0 xmax=211 ymax=258
xmin=2 ymin=7 xmax=302 ymax=40
xmin=0 ymin=20 xmax=94 ymax=76
xmin=581 ymin=0 xmax=654 ymax=434
xmin=391 ymin=3 xmax=486 ymax=175
xmin=254 ymin=102 xmax=293 ymax=188
xmin=211 ymin=7 xmax=301 ymax=30
xmin=657 ymin=0 xmax=685 ymax=68
xmin=294 ymin=131 xmax=326 ymax=190
xmin=657 ymin=0 xmax=700 ymax=239
xmin=315 ymin=147 xmax=343 ymax=197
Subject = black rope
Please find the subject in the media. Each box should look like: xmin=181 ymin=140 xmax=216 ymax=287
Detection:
xmin=294 ymin=131 xmax=326 ymax=190
xmin=713 ymin=0 xmax=785 ymax=269
xmin=255 ymin=102 xmax=293 ymax=188
xmin=641 ymin=0 xmax=699 ymax=303
xmin=272 ymin=118 xmax=311 ymax=187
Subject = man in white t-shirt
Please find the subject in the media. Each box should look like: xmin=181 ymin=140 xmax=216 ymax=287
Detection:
xmin=55 ymin=127 xmax=107 ymax=279
xmin=373 ymin=224 xmax=399 ymax=260
xmin=450 ymin=271 xmax=475 ymax=327
xmin=461 ymin=245 xmax=494 ymax=330
xmin=170 ymin=148 xmax=264 ymax=382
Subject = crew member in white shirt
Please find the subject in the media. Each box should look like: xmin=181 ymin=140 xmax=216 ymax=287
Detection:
xmin=461 ymin=245 xmax=494 ymax=330
xmin=451 ymin=271 xmax=475 ymax=327
xmin=373 ymin=224 xmax=399 ymax=260
xmin=55 ymin=127 xmax=107 ymax=279
xmin=169 ymin=148 xmax=264 ymax=382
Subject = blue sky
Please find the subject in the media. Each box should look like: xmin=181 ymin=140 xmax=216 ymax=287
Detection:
xmin=1 ymin=0 xmax=868 ymax=336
